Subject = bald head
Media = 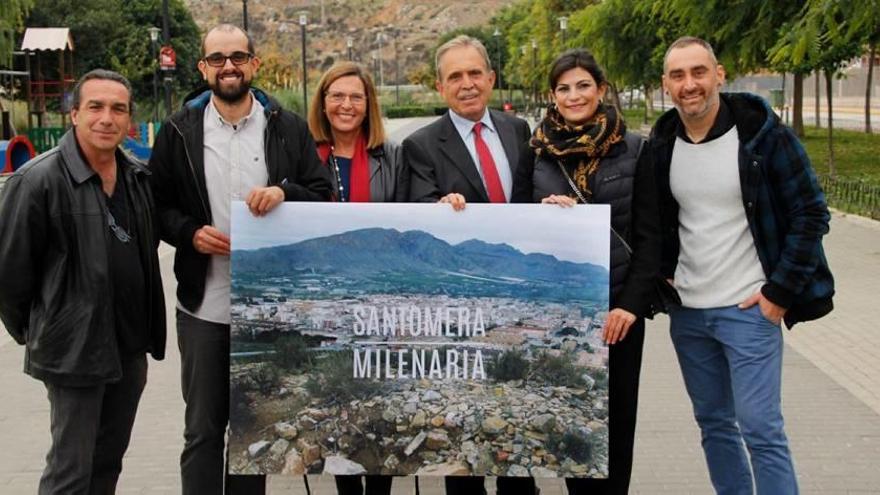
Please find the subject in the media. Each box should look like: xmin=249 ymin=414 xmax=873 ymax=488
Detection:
xmin=202 ymin=24 xmax=255 ymax=57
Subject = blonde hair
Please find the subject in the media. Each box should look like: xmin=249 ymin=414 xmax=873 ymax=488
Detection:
xmin=308 ymin=61 xmax=385 ymax=149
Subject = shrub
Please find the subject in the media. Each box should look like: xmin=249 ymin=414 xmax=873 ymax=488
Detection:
xmin=532 ymin=350 xmax=585 ymax=387
xmin=488 ymin=349 xmax=529 ymax=382
xmin=383 ymin=105 xmax=436 ymax=118
xmin=272 ymin=334 xmax=312 ymax=371
xmin=549 ymin=430 xmax=595 ymax=464
xmin=305 ymin=351 xmax=381 ymax=401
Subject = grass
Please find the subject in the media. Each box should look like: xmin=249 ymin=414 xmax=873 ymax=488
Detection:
xmin=619 ymin=104 xmax=880 ymax=185
xmin=801 ymin=127 xmax=880 ymax=185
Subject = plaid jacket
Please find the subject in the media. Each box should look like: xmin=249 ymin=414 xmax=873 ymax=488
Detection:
xmin=649 ymin=92 xmax=834 ymax=327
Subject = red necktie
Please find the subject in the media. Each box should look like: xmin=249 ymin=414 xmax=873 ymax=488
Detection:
xmin=473 ymin=122 xmax=506 ymax=203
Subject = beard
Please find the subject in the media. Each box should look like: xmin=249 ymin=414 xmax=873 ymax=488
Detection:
xmin=209 ymin=71 xmax=252 ymax=103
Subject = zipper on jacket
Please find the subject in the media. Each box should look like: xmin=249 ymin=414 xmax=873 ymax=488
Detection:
xmin=169 ymin=119 xmax=212 ymax=223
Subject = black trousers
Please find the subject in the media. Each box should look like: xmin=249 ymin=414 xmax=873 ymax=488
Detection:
xmin=39 ymin=353 xmax=147 ymax=495
xmin=177 ymin=310 xmax=267 ymax=495
xmin=566 ymin=319 xmax=645 ymax=495
xmin=177 ymin=310 xmax=229 ymax=494
xmin=446 ymin=476 xmax=536 ymax=495
xmin=335 ymin=475 xmax=394 ymax=494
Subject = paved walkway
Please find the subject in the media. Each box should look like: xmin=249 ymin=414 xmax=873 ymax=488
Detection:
xmin=1 ymin=175 xmax=878 ymax=492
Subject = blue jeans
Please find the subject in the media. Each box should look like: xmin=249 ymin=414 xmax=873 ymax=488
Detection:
xmin=670 ymin=305 xmax=798 ymax=495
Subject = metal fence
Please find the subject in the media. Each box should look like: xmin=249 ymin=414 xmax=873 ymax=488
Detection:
xmin=819 ymin=175 xmax=880 ymax=220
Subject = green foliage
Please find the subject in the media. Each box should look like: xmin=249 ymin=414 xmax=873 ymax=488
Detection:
xmin=548 ymin=429 xmax=597 ymax=464
xmin=488 ymin=349 xmax=530 ymax=381
xmin=0 ymin=0 xmax=33 ymax=66
xmin=305 ymin=351 xmax=381 ymax=401
xmin=383 ymin=105 xmax=436 ymax=118
xmin=25 ymin=0 xmax=201 ymax=106
xmin=532 ymin=350 xmax=585 ymax=387
xmin=272 ymin=334 xmax=312 ymax=372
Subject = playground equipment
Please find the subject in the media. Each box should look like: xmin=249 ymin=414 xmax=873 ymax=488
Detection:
xmin=20 ymin=28 xmax=75 ymax=129
xmin=0 ymin=135 xmax=36 ymax=173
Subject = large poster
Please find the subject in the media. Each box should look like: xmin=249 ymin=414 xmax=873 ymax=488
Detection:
xmin=228 ymin=202 xmax=611 ymax=478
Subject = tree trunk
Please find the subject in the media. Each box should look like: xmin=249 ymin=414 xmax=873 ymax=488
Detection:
xmin=661 ymin=88 xmax=665 ymax=111
xmin=825 ymin=70 xmax=835 ymax=176
xmin=867 ymin=44 xmax=875 ymax=134
xmin=815 ymin=70 xmax=821 ymax=128
xmin=644 ymin=84 xmax=654 ymax=123
xmin=607 ymin=82 xmax=622 ymax=111
xmin=629 ymin=87 xmax=634 ymax=109
xmin=781 ymin=72 xmax=787 ymax=124
xmin=793 ymin=72 xmax=804 ymax=137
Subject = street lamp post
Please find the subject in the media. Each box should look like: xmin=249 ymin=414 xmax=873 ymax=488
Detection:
xmin=392 ymin=27 xmax=399 ymax=106
xmin=493 ymin=28 xmax=503 ymax=102
xmin=242 ymin=0 xmax=249 ymax=31
xmin=531 ymin=39 xmax=538 ymax=106
xmin=162 ymin=0 xmax=172 ymax=116
xmin=299 ymin=12 xmax=308 ymax=110
xmin=346 ymin=36 xmax=353 ymax=61
xmin=521 ymin=44 xmax=528 ymax=107
xmin=376 ymin=31 xmax=384 ymax=89
xmin=559 ymin=17 xmax=568 ymax=46
xmin=148 ymin=26 xmax=161 ymax=123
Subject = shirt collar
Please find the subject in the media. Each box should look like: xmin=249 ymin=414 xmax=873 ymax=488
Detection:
xmin=206 ymin=91 xmax=263 ymax=130
xmin=449 ymin=108 xmax=495 ymax=139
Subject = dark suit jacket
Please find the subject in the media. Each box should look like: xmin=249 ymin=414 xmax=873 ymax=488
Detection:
xmin=403 ymin=109 xmax=532 ymax=202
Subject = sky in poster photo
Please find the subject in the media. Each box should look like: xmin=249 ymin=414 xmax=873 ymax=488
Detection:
xmin=231 ymin=202 xmax=610 ymax=268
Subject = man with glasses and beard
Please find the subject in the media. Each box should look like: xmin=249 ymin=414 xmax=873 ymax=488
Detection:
xmin=149 ymin=24 xmax=331 ymax=495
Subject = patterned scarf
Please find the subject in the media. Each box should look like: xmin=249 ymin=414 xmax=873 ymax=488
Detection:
xmin=529 ymin=103 xmax=624 ymax=200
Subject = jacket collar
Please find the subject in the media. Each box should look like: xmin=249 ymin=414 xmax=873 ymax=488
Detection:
xmin=58 ymin=130 xmax=147 ymax=185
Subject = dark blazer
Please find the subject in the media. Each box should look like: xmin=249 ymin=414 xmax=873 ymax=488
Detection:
xmin=403 ymin=109 xmax=531 ymax=202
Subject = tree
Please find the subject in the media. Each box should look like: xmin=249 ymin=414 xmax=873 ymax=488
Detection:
xmin=664 ymin=0 xmax=809 ymax=134
xmin=570 ymin=0 xmax=682 ymax=124
xmin=0 ymin=0 xmax=33 ymax=67
xmin=847 ymin=1 xmax=880 ymax=133
xmin=770 ymin=0 xmax=864 ymax=174
xmin=26 ymin=0 xmax=201 ymax=109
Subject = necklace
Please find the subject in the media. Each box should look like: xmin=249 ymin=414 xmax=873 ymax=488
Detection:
xmin=328 ymin=145 xmax=347 ymax=202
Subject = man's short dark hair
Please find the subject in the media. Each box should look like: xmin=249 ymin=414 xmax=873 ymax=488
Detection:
xmin=663 ymin=36 xmax=718 ymax=72
xmin=201 ymin=24 xmax=256 ymax=57
xmin=71 ymin=69 xmax=135 ymax=114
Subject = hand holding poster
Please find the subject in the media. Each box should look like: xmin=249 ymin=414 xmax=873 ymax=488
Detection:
xmin=229 ymin=202 xmax=610 ymax=478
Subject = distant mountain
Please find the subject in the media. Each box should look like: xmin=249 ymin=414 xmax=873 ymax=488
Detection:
xmin=233 ymin=228 xmax=607 ymax=289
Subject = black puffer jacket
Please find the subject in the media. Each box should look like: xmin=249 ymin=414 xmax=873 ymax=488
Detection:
xmin=0 ymin=131 xmax=166 ymax=386
xmin=512 ymin=131 xmax=661 ymax=317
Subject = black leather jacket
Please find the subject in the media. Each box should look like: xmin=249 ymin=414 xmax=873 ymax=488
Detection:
xmin=0 ymin=131 xmax=166 ymax=386
xmin=149 ymin=89 xmax=332 ymax=312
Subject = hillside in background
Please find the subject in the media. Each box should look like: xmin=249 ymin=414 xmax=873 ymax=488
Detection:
xmin=185 ymin=0 xmax=517 ymax=86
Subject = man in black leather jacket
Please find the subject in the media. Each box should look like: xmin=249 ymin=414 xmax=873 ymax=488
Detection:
xmin=0 ymin=69 xmax=166 ymax=493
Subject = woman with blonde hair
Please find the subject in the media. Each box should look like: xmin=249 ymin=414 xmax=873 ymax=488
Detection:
xmin=308 ymin=61 xmax=408 ymax=203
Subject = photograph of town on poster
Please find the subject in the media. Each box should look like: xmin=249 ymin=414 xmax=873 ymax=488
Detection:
xmin=228 ymin=202 xmax=611 ymax=478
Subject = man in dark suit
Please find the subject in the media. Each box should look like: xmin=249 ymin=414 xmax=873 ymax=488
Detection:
xmin=403 ymin=34 xmax=536 ymax=495
xmin=404 ymin=34 xmax=531 ymax=210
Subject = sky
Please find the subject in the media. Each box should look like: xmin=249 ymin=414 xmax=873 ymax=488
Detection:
xmin=231 ymin=202 xmax=611 ymax=268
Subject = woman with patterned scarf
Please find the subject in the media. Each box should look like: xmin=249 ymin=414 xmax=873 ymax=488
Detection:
xmin=512 ymin=49 xmax=661 ymax=495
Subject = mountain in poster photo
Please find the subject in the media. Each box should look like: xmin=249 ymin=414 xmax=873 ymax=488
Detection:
xmin=233 ymin=228 xmax=608 ymax=302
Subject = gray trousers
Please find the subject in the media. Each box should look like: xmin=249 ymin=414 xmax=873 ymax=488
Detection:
xmin=39 ymin=354 xmax=148 ymax=495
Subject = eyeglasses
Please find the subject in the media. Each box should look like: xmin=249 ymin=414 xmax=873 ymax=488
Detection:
xmin=325 ymin=91 xmax=367 ymax=105
xmin=203 ymin=51 xmax=254 ymax=67
xmin=107 ymin=211 xmax=133 ymax=243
